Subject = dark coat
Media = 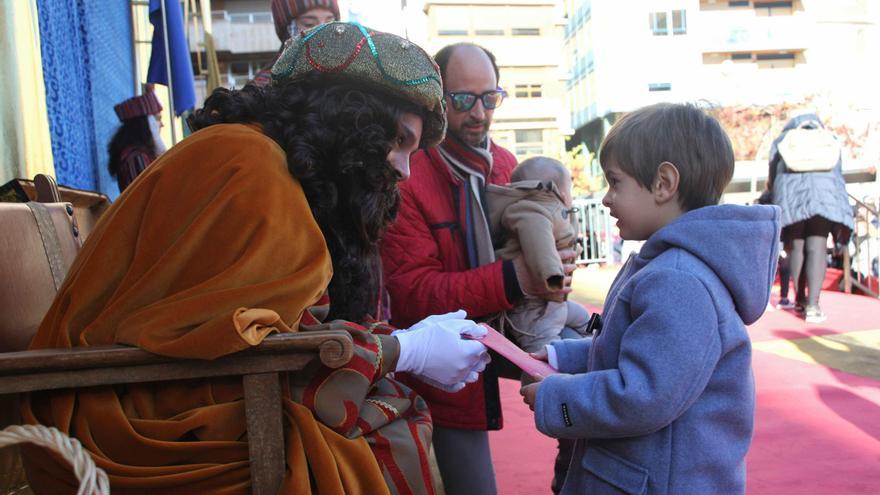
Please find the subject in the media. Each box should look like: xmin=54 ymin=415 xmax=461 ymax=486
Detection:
xmin=769 ymin=113 xmax=854 ymax=239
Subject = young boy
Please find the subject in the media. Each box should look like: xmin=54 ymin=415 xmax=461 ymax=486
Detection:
xmin=521 ymin=103 xmax=780 ymax=494
xmin=488 ymin=156 xmax=590 ymax=353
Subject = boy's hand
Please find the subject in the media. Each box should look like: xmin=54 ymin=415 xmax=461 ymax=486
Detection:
xmin=520 ymin=380 xmax=542 ymax=411
xmin=530 ymin=347 xmax=549 ymax=362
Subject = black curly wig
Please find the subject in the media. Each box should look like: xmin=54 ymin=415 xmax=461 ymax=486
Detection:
xmin=188 ymin=74 xmax=426 ymax=322
xmin=108 ymin=116 xmax=156 ymax=178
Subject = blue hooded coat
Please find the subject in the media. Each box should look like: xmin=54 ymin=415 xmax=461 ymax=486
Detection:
xmin=535 ymin=204 xmax=780 ymax=495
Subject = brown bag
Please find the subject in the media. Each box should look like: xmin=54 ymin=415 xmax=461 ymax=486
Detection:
xmin=0 ymin=175 xmax=109 ymax=241
xmin=0 ymin=201 xmax=81 ymax=352
xmin=0 ymin=187 xmax=82 ymax=492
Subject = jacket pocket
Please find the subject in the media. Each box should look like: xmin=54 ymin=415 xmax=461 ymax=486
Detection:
xmin=581 ymin=446 xmax=649 ymax=495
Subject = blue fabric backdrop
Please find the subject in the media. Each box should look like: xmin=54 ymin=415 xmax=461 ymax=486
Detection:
xmin=36 ymin=0 xmax=135 ymax=198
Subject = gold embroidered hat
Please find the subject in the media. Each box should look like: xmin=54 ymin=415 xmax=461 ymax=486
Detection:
xmin=271 ymin=22 xmax=446 ymax=148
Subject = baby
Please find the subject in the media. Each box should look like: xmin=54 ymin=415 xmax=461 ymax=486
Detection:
xmin=488 ymin=156 xmax=590 ymax=354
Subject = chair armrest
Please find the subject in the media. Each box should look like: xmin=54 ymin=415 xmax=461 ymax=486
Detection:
xmin=0 ymin=330 xmax=353 ymax=395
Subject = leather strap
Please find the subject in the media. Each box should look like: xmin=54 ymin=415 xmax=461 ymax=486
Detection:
xmin=34 ymin=174 xmax=62 ymax=203
xmin=25 ymin=202 xmax=68 ymax=290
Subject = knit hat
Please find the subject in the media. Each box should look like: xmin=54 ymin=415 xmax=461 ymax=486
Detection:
xmin=271 ymin=22 xmax=446 ymax=148
xmin=271 ymin=0 xmax=340 ymax=42
xmin=114 ymin=91 xmax=163 ymax=122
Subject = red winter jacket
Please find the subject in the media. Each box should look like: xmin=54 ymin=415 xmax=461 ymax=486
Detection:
xmin=381 ymin=140 xmax=518 ymax=430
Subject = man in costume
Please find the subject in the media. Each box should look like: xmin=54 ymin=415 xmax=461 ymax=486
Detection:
xmin=22 ymin=23 xmax=489 ymax=495
xmin=381 ymin=43 xmax=576 ymax=494
xmin=107 ymin=88 xmax=166 ymax=192
xmin=251 ymin=0 xmax=340 ymax=87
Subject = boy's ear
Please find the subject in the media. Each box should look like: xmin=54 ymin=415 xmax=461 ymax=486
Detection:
xmin=653 ymin=161 xmax=680 ymax=204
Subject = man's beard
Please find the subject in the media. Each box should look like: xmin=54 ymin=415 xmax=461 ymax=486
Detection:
xmin=147 ymin=115 xmax=167 ymax=155
xmin=454 ymin=118 xmax=489 ymax=147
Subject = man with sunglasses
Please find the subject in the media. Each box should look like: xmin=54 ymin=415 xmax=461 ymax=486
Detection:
xmin=381 ymin=43 xmax=575 ymax=494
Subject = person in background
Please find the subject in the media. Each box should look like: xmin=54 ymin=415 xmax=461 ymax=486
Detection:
xmin=22 ymin=23 xmax=488 ymax=495
xmin=250 ymin=0 xmax=340 ymax=87
xmin=768 ymin=112 xmax=854 ymax=322
xmin=522 ymin=102 xmax=779 ymax=495
xmin=107 ymin=89 xmax=166 ymax=192
xmin=757 ymin=188 xmax=793 ymax=308
xmin=381 ymin=42 xmax=576 ymax=495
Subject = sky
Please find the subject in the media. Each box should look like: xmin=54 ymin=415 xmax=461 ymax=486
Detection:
xmin=341 ymin=0 xmax=429 ymax=44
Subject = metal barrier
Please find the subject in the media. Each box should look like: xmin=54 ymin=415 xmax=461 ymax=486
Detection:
xmin=844 ymin=194 xmax=879 ymax=298
xmin=572 ymin=197 xmax=614 ymax=265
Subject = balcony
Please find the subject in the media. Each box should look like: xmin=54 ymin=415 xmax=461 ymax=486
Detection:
xmin=697 ymin=13 xmax=809 ymax=53
xmin=189 ymin=11 xmax=279 ymax=56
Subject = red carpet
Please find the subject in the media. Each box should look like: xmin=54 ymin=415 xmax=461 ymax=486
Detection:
xmin=489 ymin=289 xmax=880 ymax=494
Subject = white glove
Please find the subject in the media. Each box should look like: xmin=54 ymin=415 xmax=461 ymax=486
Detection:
xmin=394 ymin=310 xmax=490 ymax=392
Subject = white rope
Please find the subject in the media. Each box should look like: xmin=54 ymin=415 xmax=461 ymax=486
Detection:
xmin=0 ymin=424 xmax=110 ymax=495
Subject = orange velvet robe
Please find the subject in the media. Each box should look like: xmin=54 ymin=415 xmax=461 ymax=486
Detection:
xmin=22 ymin=124 xmax=434 ymax=495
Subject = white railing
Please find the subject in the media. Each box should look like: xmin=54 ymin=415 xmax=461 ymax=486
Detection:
xmin=844 ymin=194 xmax=879 ymax=298
xmin=212 ymin=10 xmax=273 ymax=24
xmin=572 ymin=197 xmax=614 ymax=265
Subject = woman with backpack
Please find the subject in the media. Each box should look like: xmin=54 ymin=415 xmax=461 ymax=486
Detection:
xmin=768 ymin=112 xmax=854 ymax=322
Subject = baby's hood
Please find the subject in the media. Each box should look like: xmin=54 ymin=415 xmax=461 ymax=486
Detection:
xmin=638 ymin=204 xmax=780 ymax=324
xmin=487 ymin=180 xmax=565 ymax=234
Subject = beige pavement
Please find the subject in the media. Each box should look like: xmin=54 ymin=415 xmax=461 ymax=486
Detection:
xmin=570 ymin=263 xmax=621 ymax=308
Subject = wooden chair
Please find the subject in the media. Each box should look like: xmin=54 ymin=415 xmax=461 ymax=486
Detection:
xmin=0 ymin=175 xmax=353 ymax=494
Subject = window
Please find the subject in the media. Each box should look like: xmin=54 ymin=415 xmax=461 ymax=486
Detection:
xmin=648 ymin=83 xmax=672 ymax=92
xmin=515 ymin=129 xmax=543 ymax=143
xmin=514 ymin=84 xmax=543 ymax=98
xmin=755 ymin=1 xmax=793 ymax=7
xmin=672 ymin=10 xmax=687 ymax=34
xmin=652 ymin=10 xmax=687 ymax=36
xmin=475 ymin=29 xmax=505 ymax=36
xmin=731 ymin=52 xmax=752 ymax=60
xmin=228 ymin=12 xmax=272 ymax=24
xmin=438 ymin=29 xmax=468 ymax=36
xmin=229 ymin=61 xmax=250 ymax=75
xmin=515 ymin=145 xmax=544 ymax=157
xmin=728 ymin=0 xmax=749 ymax=6
xmin=754 ymin=0 xmax=794 ymax=15
xmin=756 ymin=51 xmax=796 ymax=68
xmin=227 ymin=61 xmax=265 ymax=88
xmin=649 ymin=12 xmax=668 ymax=35
xmin=756 ymin=52 xmax=795 ymax=60
xmin=512 ymin=28 xmax=541 ymax=36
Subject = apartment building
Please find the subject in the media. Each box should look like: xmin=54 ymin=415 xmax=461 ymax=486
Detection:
xmin=562 ymin=0 xmax=879 ymax=172
xmin=423 ymin=0 xmax=569 ymax=160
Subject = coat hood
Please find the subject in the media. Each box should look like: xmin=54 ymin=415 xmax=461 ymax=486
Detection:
xmin=487 ymin=180 xmax=565 ymax=233
xmin=638 ymin=204 xmax=781 ymax=324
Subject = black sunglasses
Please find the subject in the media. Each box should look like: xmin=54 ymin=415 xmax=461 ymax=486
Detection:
xmin=445 ymin=89 xmax=507 ymax=112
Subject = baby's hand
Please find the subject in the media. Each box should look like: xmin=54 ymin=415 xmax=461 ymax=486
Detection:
xmin=520 ymin=380 xmax=542 ymax=412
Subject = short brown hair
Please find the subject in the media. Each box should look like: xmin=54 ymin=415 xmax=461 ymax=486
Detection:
xmin=598 ymin=103 xmax=734 ymax=211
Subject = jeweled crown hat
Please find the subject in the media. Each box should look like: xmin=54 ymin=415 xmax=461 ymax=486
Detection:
xmin=271 ymin=0 xmax=341 ymax=42
xmin=114 ymin=91 xmax=163 ymax=122
xmin=271 ymin=22 xmax=446 ymax=148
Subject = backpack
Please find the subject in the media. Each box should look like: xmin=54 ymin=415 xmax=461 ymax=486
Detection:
xmin=777 ymin=122 xmax=841 ymax=173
